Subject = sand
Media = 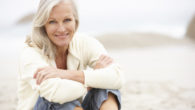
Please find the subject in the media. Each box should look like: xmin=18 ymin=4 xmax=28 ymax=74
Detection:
xmin=0 ymin=32 xmax=195 ymax=110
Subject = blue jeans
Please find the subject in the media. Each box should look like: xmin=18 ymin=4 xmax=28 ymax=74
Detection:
xmin=34 ymin=88 xmax=121 ymax=110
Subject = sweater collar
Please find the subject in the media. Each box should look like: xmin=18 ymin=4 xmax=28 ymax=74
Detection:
xmin=50 ymin=36 xmax=80 ymax=70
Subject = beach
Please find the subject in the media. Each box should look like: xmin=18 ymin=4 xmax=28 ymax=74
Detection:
xmin=98 ymin=33 xmax=195 ymax=110
xmin=1 ymin=0 xmax=195 ymax=109
xmin=0 ymin=32 xmax=195 ymax=110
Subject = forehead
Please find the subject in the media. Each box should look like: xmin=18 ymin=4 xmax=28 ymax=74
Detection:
xmin=49 ymin=1 xmax=74 ymax=18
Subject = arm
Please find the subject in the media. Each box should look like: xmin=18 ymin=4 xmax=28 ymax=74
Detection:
xmin=84 ymin=63 xmax=123 ymax=89
xmin=82 ymin=36 xmax=124 ymax=89
xmin=34 ymin=67 xmax=85 ymax=85
xmin=19 ymin=46 xmax=86 ymax=104
xmin=42 ymin=35 xmax=123 ymax=90
xmin=35 ymin=54 xmax=113 ymax=85
xmin=32 ymin=36 xmax=123 ymax=91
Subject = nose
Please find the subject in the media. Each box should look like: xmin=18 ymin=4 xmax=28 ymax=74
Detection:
xmin=56 ymin=24 xmax=66 ymax=33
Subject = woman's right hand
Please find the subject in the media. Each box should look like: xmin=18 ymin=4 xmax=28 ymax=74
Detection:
xmin=33 ymin=66 xmax=66 ymax=85
xmin=94 ymin=54 xmax=113 ymax=69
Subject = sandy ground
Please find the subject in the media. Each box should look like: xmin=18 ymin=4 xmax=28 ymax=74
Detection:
xmin=110 ymin=46 xmax=195 ymax=110
xmin=0 ymin=32 xmax=195 ymax=110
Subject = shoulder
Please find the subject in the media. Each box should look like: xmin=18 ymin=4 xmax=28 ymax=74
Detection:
xmin=70 ymin=33 xmax=104 ymax=49
xmin=20 ymin=44 xmax=45 ymax=62
xmin=21 ymin=44 xmax=41 ymax=56
xmin=69 ymin=33 xmax=107 ymax=56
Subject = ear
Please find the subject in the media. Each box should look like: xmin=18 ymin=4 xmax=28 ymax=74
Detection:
xmin=42 ymin=26 xmax=48 ymax=36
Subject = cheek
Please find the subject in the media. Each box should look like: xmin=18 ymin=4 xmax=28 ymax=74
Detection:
xmin=70 ymin=23 xmax=76 ymax=33
xmin=45 ymin=25 xmax=56 ymax=36
xmin=68 ymin=20 xmax=76 ymax=33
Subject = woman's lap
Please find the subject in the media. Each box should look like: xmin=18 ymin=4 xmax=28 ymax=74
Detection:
xmin=34 ymin=89 xmax=121 ymax=110
xmin=33 ymin=97 xmax=81 ymax=110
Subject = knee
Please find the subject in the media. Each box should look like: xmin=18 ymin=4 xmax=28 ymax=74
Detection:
xmin=100 ymin=92 xmax=119 ymax=110
xmin=82 ymin=89 xmax=121 ymax=110
xmin=74 ymin=106 xmax=83 ymax=110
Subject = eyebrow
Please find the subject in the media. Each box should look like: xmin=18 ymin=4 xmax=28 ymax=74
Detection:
xmin=49 ymin=15 xmax=73 ymax=20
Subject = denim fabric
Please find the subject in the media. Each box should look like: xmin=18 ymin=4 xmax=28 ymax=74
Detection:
xmin=34 ymin=89 xmax=121 ymax=110
xmin=33 ymin=97 xmax=81 ymax=110
xmin=82 ymin=89 xmax=121 ymax=110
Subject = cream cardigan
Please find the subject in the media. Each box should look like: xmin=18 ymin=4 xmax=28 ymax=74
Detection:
xmin=17 ymin=34 xmax=123 ymax=110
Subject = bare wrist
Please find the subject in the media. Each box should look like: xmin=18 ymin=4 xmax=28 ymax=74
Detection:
xmin=69 ymin=70 xmax=85 ymax=84
xmin=60 ymin=70 xmax=71 ymax=80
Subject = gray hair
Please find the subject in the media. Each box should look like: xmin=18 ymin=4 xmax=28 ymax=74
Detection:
xmin=26 ymin=0 xmax=79 ymax=59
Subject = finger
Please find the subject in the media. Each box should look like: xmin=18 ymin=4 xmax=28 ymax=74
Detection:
xmin=101 ymin=55 xmax=107 ymax=61
xmin=36 ymin=69 xmax=47 ymax=84
xmin=39 ymin=68 xmax=60 ymax=84
xmin=40 ymin=73 xmax=54 ymax=84
xmin=37 ymin=69 xmax=49 ymax=85
xmin=38 ymin=73 xmax=45 ymax=85
xmin=95 ymin=55 xmax=104 ymax=67
xmin=101 ymin=56 xmax=113 ymax=67
xmin=103 ymin=56 xmax=111 ymax=62
xmin=106 ymin=58 xmax=113 ymax=65
xmin=100 ymin=55 xmax=112 ymax=64
xmin=39 ymin=75 xmax=49 ymax=84
xmin=98 ymin=55 xmax=105 ymax=62
xmin=34 ymin=67 xmax=45 ymax=79
xmin=41 ymin=76 xmax=49 ymax=84
xmin=107 ymin=57 xmax=113 ymax=63
xmin=37 ymin=72 xmax=47 ymax=85
xmin=36 ymin=71 xmax=42 ymax=84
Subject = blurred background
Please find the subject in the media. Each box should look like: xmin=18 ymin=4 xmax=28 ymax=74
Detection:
xmin=0 ymin=0 xmax=195 ymax=110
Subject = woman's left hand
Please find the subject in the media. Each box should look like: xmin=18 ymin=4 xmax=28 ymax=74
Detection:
xmin=33 ymin=66 xmax=67 ymax=85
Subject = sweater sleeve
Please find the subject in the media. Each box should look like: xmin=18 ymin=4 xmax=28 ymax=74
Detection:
xmin=19 ymin=46 xmax=86 ymax=104
xmin=82 ymin=37 xmax=123 ymax=89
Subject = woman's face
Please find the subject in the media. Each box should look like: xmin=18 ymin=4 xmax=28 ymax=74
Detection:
xmin=45 ymin=1 xmax=76 ymax=48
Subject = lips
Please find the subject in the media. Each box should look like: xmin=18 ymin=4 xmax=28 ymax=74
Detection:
xmin=55 ymin=33 xmax=69 ymax=39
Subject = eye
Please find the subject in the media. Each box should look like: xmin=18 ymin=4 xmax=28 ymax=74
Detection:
xmin=48 ymin=20 xmax=56 ymax=24
xmin=64 ymin=18 xmax=72 ymax=22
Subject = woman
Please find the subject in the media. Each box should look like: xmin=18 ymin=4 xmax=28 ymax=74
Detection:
xmin=17 ymin=0 xmax=123 ymax=110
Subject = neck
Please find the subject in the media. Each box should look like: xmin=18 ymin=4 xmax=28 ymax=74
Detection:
xmin=56 ymin=46 xmax=68 ymax=57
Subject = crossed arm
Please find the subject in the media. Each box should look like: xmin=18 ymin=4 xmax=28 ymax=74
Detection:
xmin=20 ymin=37 xmax=123 ymax=104
xmin=33 ymin=54 xmax=113 ymax=86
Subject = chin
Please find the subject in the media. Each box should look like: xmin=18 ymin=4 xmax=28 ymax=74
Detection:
xmin=56 ymin=42 xmax=69 ymax=48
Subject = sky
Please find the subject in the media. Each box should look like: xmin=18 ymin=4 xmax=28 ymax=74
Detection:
xmin=0 ymin=0 xmax=195 ymax=38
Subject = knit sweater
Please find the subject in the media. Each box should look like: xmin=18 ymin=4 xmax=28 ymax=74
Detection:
xmin=17 ymin=34 xmax=123 ymax=110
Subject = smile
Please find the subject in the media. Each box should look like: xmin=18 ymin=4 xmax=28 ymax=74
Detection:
xmin=55 ymin=33 xmax=69 ymax=39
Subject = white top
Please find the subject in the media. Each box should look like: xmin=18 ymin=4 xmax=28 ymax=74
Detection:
xmin=17 ymin=34 xmax=123 ymax=110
